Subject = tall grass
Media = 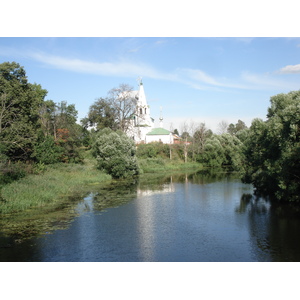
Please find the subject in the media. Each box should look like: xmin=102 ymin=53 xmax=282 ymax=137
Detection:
xmin=0 ymin=160 xmax=111 ymax=214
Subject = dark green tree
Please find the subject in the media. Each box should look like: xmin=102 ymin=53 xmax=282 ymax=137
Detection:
xmin=243 ymin=91 xmax=300 ymax=201
xmin=0 ymin=62 xmax=48 ymax=161
xmin=81 ymin=97 xmax=117 ymax=131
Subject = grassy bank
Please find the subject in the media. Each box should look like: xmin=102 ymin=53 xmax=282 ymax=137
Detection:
xmin=138 ymin=157 xmax=203 ymax=173
xmin=0 ymin=151 xmax=202 ymax=214
xmin=0 ymin=159 xmax=111 ymax=214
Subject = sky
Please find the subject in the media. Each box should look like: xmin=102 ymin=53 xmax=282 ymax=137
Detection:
xmin=1 ymin=1 xmax=300 ymax=134
xmin=1 ymin=37 xmax=300 ymax=133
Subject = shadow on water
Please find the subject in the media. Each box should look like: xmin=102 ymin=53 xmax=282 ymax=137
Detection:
xmin=236 ymin=193 xmax=300 ymax=261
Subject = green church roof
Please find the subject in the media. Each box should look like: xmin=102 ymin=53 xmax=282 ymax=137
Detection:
xmin=146 ymin=128 xmax=171 ymax=135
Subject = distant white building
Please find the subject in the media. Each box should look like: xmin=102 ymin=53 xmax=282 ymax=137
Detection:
xmin=127 ymin=79 xmax=174 ymax=144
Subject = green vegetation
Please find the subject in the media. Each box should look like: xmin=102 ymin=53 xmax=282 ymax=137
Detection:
xmin=136 ymin=143 xmax=202 ymax=173
xmin=1 ymin=61 xmax=300 ymax=207
xmin=0 ymin=158 xmax=111 ymax=214
xmin=242 ymin=91 xmax=300 ymax=202
xmin=92 ymin=128 xmax=139 ymax=179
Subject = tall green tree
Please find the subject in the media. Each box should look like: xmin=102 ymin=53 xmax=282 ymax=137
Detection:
xmin=198 ymin=133 xmax=244 ymax=170
xmin=81 ymin=97 xmax=117 ymax=131
xmin=0 ymin=62 xmax=47 ymax=161
xmin=243 ymin=91 xmax=300 ymax=201
xmin=34 ymin=100 xmax=84 ymax=163
xmin=227 ymin=119 xmax=247 ymax=136
xmin=83 ymin=84 xmax=137 ymax=133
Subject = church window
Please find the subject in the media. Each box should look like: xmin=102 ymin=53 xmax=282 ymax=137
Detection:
xmin=145 ymin=108 xmax=147 ymax=114
xmin=140 ymin=108 xmax=143 ymax=115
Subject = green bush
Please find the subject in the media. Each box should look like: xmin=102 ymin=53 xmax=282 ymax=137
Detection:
xmin=136 ymin=142 xmax=170 ymax=159
xmin=92 ymin=128 xmax=139 ymax=179
xmin=32 ymin=136 xmax=64 ymax=164
xmin=0 ymin=162 xmax=27 ymax=184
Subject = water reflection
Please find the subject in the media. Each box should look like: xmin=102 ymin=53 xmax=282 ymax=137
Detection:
xmin=236 ymin=194 xmax=300 ymax=261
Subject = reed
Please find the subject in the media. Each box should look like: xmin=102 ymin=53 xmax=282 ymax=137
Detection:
xmin=0 ymin=160 xmax=111 ymax=214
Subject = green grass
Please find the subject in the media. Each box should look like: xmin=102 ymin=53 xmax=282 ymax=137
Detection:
xmin=0 ymin=159 xmax=111 ymax=214
xmin=0 ymin=148 xmax=203 ymax=214
xmin=138 ymin=157 xmax=203 ymax=173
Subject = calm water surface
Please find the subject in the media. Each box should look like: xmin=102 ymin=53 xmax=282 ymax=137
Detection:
xmin=1 ymin=171 xmax=300 ymax=262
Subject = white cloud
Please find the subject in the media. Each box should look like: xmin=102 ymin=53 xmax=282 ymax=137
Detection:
xmin=277 ymin=64 xmax=300 ymax=74
xmin=241 ymin=71 xmax=300 ymax=90
xmin=2 ymin=45 xmax=298 ymax=93
xmin=30 ymin=51 xmax=178 ymax=81
xmin=180 ymin=68 xmax=220 ymax=86
xmin=178 ymin=68 xmax=251 ymax=90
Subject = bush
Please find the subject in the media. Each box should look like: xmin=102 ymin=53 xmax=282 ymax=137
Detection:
xmin=32 ymin=136 xmax=64 ymax=164
xmin=0 ymin=162 xmax=27 ymax=184
xmin=92 ymin=128 xmax=139 ymax=179
xmin=136 ymin=142 xmax=170 ymax=159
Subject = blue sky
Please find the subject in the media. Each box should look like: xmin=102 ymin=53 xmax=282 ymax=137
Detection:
xmin=1 ymin=37 xmax=300 ymax=132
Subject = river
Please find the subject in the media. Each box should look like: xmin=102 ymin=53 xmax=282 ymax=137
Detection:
xmin=1 ymin=170 xmax=300 ymax=262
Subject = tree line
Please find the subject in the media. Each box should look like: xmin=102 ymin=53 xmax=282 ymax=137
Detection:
xmin=0 ymin=62 xmax=89 ymax=183
xmin=1 ymin=61 xmax=299 ymax=202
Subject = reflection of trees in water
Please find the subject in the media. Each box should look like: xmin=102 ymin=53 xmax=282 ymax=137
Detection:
xmin=187 ymin=169 xmax=239 ymax=185
xmin=91 ymin=179 xmax=138 ymax=212
xmin=236 ymin=193 xmax=300 ymax=261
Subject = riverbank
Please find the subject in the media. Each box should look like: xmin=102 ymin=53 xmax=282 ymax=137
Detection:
xmin=0 ymin=154 xmax=202 ymax=214
xmin=0 ymin=159 xmax=111 ymax=214
xmin=138 ymin=157 xmax=203 ymax=173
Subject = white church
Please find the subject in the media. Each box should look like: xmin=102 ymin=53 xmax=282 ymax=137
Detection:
xmin=127 ymin=80 xmax=174 ymax=144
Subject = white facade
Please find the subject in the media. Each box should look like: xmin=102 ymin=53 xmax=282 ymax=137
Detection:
xmin=127 ymin=80 xmax=174 ymax=144
xmin=127 ymin=81 xmax=154 ymax=143
xmin=145 ymin=128 xmax=174 ymax=144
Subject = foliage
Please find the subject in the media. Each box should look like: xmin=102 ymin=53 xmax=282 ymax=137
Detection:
xmin=242 ymin=91 xmax=300 ymax=202
xmin=136 ymin=142 xmax=170 ymax=159
xmin=197 ymin=133 xmax=244 ymax=170
xmin=227 ymin=119 xmax=248 ymax=136
xmin=92 ymin=128 xmax=139 ymax=179
xmin=83 ymin=84 xmax=137 ymax=133
xmin=32 ymin=135 xmax=64 ymax=164
xmin=81 ymin=97 xmax=117 ymax=131
xmin=0 ymin=162 xmax=27 ymax=184
xmin=0 ymin=62 xmax=48 ymax=161
xmin=0 ymin=159 xmax=111 ymax=214
xmin=0 ymin=61 xmax=87 ymax=189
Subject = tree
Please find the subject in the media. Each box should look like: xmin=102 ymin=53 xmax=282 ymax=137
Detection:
xmin=197 ymin=133 xmax=244 ymax=170
xmin=217 ymin=120 xmax=229 ymax=134
xmin=81 ymin=97 xmax=117 ymax=131
xmin=108 ymin=83 xmax=137 ymax=133
xmin=193 ymin=123 xmax=212 ymax=152
xmin=227 ymin=119 xmax=247 ymax=135
xmin=243 ymin=90 xmax=300 ymax=201
xmin=83 ymin=84 xmax=138 ymax=133
xmin=173 ymin=128 xmax=179 ymax=135
xmin=92 ymin=128 xmax=139 ymax=179
xmin=0 ymin=62 xmax=47 ymax=161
